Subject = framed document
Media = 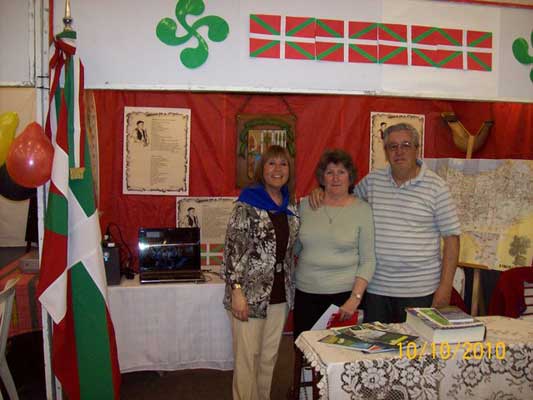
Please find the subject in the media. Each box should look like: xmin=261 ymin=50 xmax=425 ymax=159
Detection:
xmin=370 ymin=112 xmax=425 ymax=171
xmin=123 ymin=107 xmax=190 ymax=195
xmin=236 ymin=114 xmax=296 ymax=188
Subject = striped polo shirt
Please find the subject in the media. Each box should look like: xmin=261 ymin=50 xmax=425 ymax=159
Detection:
xmin=354 ymin=160 xmax=461 ymax=297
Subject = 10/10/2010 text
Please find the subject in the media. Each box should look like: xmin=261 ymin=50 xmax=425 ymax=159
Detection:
xmin=398 ymin=341 xmax=506 ymax=360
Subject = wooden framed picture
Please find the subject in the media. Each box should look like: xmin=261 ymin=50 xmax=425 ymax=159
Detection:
xmin=236 ymin=114 xmax=296 ymax=188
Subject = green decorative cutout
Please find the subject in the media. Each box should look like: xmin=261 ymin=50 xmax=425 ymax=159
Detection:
xmin=156 ymin=0 xmax=229 ymax=69
xmin=512 ymin=30 xmax=533 ymax=82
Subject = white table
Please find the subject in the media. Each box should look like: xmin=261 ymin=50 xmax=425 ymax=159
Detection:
xmin=296 ymin=316 xmax=533 ymax=399
xmin=108 ymin=273 xmax=233 ymax=373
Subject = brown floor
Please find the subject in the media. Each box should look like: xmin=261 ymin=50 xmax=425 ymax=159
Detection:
xmin=6 ymin=331 xmax=296 ymax=400
xmin=120 ymin=334 xmax=295 ymax=400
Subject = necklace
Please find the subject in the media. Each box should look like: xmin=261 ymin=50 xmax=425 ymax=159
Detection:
xmin=323 ymin=205 xmax=345 ymax=224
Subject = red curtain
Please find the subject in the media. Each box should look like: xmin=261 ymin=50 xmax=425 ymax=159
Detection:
xmin=92 ymin=90 xmax=533 ymax=269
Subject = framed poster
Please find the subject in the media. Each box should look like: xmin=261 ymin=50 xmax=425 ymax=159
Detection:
xmin=123 ymin=107 xmax=190 ymax=195
xmin=176 ymin=197 xmax=237 ymax=271
xmin=370 ymin=112 xmax=425 ymax=171
xmin=236 ymin=114 xmax=296 ymax=188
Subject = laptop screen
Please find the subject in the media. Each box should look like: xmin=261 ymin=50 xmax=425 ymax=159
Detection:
xmin=138 ymin=227 xmax=201 ymax=274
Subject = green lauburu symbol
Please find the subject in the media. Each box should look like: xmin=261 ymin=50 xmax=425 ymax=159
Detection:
xmin=512 ymin=30 xmax=533 ymax=83
xmin=156 ymin=0 xmax=229 ymax=69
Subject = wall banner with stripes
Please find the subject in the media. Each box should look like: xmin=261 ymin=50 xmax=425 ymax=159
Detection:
xmin=61 ymin=0 xmax=532 ymax=101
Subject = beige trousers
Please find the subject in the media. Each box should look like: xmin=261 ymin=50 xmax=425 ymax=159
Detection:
xmin=229 ymin=303 xmax=288 ymax=400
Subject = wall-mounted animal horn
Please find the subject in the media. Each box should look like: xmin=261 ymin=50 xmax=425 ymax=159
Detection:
xmin=441 ymin=112 xmax=493 ymax=158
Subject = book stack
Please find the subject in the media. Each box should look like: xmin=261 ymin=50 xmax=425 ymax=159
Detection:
xmin=319 ymin=322 xmax=418 ymax=354
xmin=405 ymin=306 xmax=485 ymax=344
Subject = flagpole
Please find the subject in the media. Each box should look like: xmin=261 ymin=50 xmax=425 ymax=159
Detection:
xmin=37 ymin=0 xmax=58 ymax=398
xmin=40 ymin=2 xmax=73 ymax=399
xmin=63 ymin=0 xmax=72 ymax=31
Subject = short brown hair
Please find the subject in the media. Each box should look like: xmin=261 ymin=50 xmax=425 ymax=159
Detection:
xmin=315 ymin=149 xmax=357 ymax=194
xmin=252 ymin=145 xmax=295 ymax=199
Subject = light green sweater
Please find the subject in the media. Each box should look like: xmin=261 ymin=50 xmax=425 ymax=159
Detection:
xmin=295 ymin=197 xmax=376 ymax=294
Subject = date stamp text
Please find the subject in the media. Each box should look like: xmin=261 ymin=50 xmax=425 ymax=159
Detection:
xmin=398 ymin=341 xmax=506 ymax=360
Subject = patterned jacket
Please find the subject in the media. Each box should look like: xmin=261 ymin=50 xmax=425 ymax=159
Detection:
xmin=222 ymin=201 xmax=300 ymax=319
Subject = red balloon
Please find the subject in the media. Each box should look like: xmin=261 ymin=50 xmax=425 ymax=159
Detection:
xmin=6 ymin=122 xmax=54 ymax=188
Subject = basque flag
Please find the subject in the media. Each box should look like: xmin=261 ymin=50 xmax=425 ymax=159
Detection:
xmin=37 ymin=29 xmax=121 ymax=400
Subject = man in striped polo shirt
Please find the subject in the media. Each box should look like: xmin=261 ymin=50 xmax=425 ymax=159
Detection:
xmin=312 ymin=123 xmax=460 ymax=323
xmin=356 ymin=123 xmax=460 ymax=323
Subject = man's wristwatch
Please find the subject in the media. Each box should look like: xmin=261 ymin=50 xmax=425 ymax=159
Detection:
xmin=231 ymin=283 xmax=242 ymax=290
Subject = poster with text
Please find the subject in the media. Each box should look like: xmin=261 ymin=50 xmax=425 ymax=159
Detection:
xmin=123 ymin=107 xmax=190 ymax=195
xmin=176 ymin=197 xmax=237 ymax=270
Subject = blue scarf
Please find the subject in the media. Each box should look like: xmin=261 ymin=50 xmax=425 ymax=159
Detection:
xmin=238 ymin=184 xmax=296 ymax=216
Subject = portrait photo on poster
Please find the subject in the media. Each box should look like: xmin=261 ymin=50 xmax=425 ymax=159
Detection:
xmin=370 ymin=112 xmax=425 ymax=172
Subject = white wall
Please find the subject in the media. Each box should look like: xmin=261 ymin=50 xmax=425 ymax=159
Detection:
xmin=0 ymin=0 xmax=34 ymax=86
xmin=50 ymin=0 xmax=533 ymax=101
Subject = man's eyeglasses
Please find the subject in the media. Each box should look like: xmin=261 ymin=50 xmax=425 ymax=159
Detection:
xmin=385 ymin=141 xmax=417 ymax=152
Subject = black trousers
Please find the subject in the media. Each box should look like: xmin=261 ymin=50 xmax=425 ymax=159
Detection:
xmin=364 ymin=292 xmax=434 ymax=323
xmin=293 ymin=288 xmax=366 ymax=339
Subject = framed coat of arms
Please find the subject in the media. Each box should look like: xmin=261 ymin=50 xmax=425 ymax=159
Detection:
xmin=236 ymin=114 xmax=296 ymax=188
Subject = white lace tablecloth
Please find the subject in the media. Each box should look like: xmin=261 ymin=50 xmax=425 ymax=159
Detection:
xmin=108 ymin=273 xmax=233 ymax=372
xmin=295 ymin=316 xmax=533 ymax=400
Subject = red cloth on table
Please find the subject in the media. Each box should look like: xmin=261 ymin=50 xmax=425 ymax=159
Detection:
xmin=488 ymin=267 xmax=533 ymax=318
xmin=450 ymin=287 xmax=468 ymax=313
xmin=0 ymin=258 xmax=42 ymax=337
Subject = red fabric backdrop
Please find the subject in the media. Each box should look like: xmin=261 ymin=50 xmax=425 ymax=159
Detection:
xmin=92 ymin=90 xmax=533 ymax=270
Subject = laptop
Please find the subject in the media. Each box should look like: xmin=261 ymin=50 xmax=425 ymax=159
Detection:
xmin=138 ymin=227 xmax=206 ymax=284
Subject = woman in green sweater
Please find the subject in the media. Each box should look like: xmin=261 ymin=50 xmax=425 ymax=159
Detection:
xmin=294 ymin=149 xmax=376 ymax=338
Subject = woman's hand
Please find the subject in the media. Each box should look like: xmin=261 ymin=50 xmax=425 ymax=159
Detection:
xmin=231 ymin=288 xmax=249 ymax=321
xmin=308 ymin=187 xmax=324 ymax=210
xmin=339 ymin=297 xmax=360 ymax=321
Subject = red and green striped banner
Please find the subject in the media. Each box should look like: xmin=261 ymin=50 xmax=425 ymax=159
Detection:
xmin=316 ymin=19 xmax=344 ymax=62
xmin=250 ymin=14 xmax=281 ymax=35
xmin=412 ymin=26 xmax=462 ymax=46
xmin=37 ymin=30 xmax=120 ymax=400
xmin=249 ymin=14 xmax=281 ymax=58
xmin=250 ymin=38 xmax=280 ymax=58
xmin=412 ymin=25 xmax=464 ymax=69
xmin=348 ymin=22 xmax=378 ymax=63
xmin=379 ymin=44 xmax=408 ymax=64
xmin=248 ymin=14 xmax=492 ymax=72
xmin=378 ymin=23 xmax=407 ymax=42
xmin=411 ymin=25 xmax=437 ymax=68
xmin=378 ymin=23 xmax=408 ymax=65
xmin=201 ymin=243 xmax=225 ymax=266
xmin=349 ymin=21 xmax=378 ymax=40
xmin=467 ymin=30 xmax=493 ymax=70
xmin=436 ymin=27 xmax=464 ymax=69
xmin=285 ymin=16 xmax=316 ymax=60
